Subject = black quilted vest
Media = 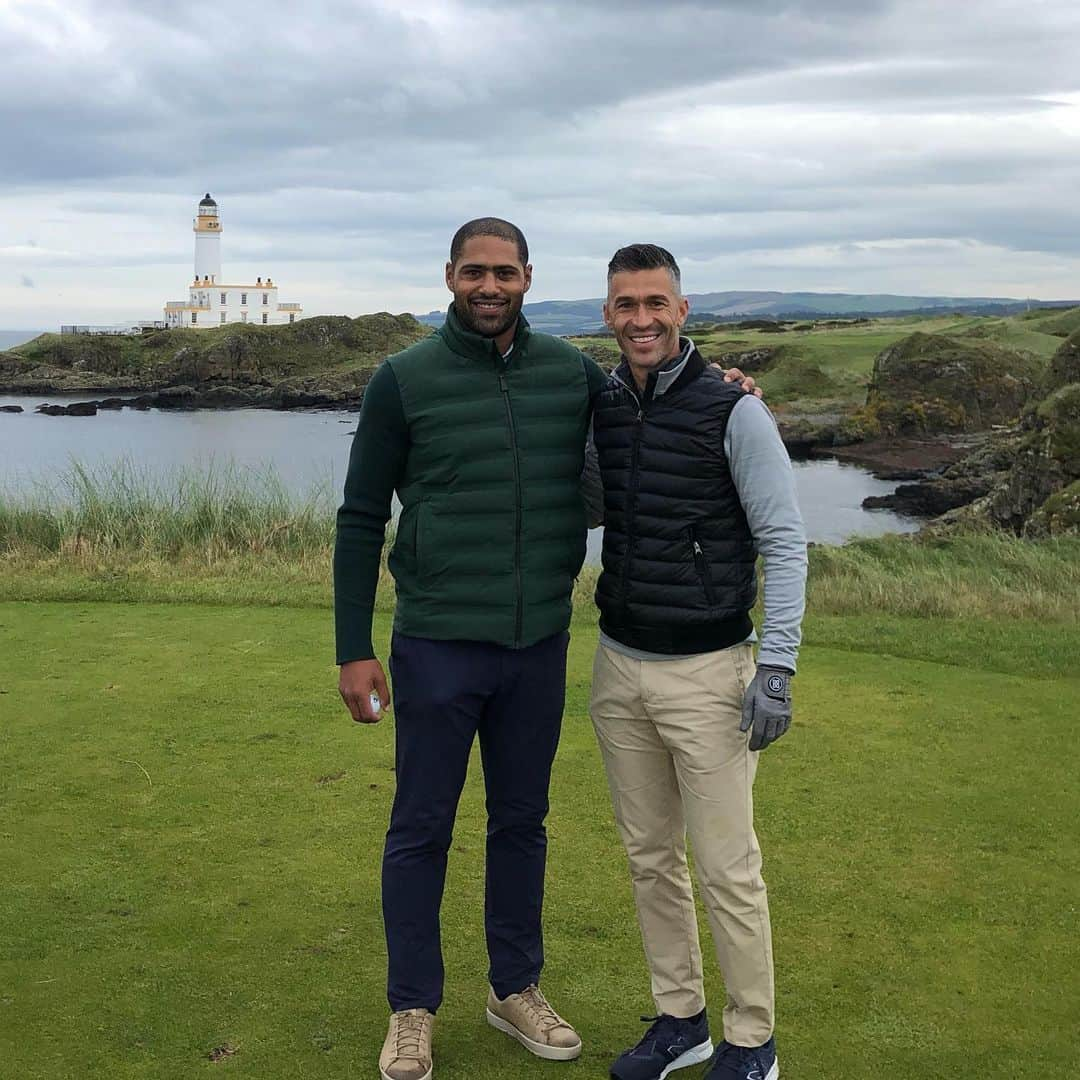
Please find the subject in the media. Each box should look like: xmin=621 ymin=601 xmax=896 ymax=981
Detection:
xmin=593 ymin=347 xmax=758 ymax=654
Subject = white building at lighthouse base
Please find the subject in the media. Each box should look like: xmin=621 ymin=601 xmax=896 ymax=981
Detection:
xmin=165 ymin=278 xmax=302 ymax=329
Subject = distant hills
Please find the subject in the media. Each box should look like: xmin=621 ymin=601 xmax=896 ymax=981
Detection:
xmin=416 ymin=293 xmax=1079 ymax=336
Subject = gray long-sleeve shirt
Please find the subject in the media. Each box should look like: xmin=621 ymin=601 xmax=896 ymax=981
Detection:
xmin=584 ymin=379 xmax=807 ymax=672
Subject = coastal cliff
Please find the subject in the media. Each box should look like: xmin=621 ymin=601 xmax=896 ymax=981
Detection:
xmin=864 ymin=327 xmax=1080 ymax=535
xmin=0 ymin=314 xmax=431 ymax=407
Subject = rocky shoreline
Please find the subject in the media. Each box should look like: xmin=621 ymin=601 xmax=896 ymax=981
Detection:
xmin=0 ymin=383 xmax=365 ymax=415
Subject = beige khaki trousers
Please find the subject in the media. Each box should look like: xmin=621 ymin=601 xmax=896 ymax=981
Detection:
xmin=590 ymin=641 xmax=774 ymax=1046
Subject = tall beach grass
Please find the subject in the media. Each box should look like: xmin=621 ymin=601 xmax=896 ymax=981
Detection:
xmin=807 ymin=532 xmax=1080 ymax=622
xmin=3 ymin=462 xmax=1078 ymax=621
xmin=0 ymin=460 xmax=335 ymax=562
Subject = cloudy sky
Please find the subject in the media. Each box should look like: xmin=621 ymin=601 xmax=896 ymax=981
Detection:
xmin=2 ymin=0 xmax=1079 ymax=327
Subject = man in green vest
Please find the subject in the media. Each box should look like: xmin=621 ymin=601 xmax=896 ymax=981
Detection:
xmin=334 ymin=219 xmax=753 ymax=1080
xmin=336 ymin=218 xmax=600 ymax=1080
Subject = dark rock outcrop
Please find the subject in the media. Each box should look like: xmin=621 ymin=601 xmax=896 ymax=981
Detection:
xmin=35 ymin=401 xmax=98 ymax=416
xmin=856 ymin=433 xmax=1008 ymax=514
xmin=864 ymin=476 xmax=996 ymax=516
xmin=0 ymin=404 xmax=23 ymax=413
xmin=913 ymin=332 xmax=1080 ymax=535
xmin=711 ymin=346 xmax=780 ymax=374
xmin=862 ymin=332 xmax=1043 ymax=436
xmin=1026 ymin=480 xmax=1080 ymax=535
xmin=844 ymin=331 xmax=1048 ymax=519
xmin=984 ymin=383 xmax=1080 ymax=534
xmin=1046 ymin=327 xmax=1080 ymax=391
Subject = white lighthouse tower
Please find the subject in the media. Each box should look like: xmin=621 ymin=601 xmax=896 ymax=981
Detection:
xmin=193 ymin=193 xmax=221 ymax=283
xmin=164 ymin=192 xmax=303 ymax=329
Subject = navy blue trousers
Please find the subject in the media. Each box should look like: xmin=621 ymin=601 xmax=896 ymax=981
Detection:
xmin=383 ymin=630 xmax=569 ymax=1013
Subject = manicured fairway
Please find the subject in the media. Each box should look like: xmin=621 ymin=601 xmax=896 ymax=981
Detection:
xmin=1 ymin=601 xmax=1077 ymax=1078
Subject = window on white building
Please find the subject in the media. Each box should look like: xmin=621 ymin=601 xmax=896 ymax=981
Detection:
xmin=262 ymin=313 xmax=268 ymax=324
xmin=221 ymin=312 xmax=227 ymax=323
xmin=289 ymin=314 xmax=295 ymax=323
xmin=220 ymin=293 xmax=227 ymax=305
xmin=262 ymin=293 xmax=268 ymax=305
xmin=241 ymin=311 xmax=247 ymax=322
xmin=241 ymin=292 xmax=247 ymax=305
xmin=191 ymin=312 xmax=197 ymax=325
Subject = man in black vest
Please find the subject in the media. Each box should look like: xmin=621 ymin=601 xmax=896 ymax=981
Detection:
xmin=589 ymin=245 xmax=807 ymax=1080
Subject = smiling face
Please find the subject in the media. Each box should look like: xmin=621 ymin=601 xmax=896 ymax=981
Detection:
xmin=446 ymin=235 xmax=532 ymax=353
xmin=603 ymin=266 xmax=690 ymax=389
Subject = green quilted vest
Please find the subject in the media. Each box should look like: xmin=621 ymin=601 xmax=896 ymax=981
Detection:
xmin=386 ymin=306 xmax=592 ymax=648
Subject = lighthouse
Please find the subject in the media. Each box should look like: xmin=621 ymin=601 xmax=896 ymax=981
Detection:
xmin=193 ymin=193 xmax=222 ymax=283
xmin=164 ymin=193 xmax=303 ymax=329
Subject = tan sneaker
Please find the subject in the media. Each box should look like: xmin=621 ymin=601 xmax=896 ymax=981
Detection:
xmin=379 ymin=1008 xmax=434 ymax=1080
xmin=485 ymin=984 xmax=582 ymax=1061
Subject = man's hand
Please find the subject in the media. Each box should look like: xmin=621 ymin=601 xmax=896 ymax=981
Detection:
xmin=718 ymin=365 xmax=763 ymax=398
xmin=740 ymin=665 xmax=792 ymax=751
xmin=339 ymin=658 xmax=391 ymax=724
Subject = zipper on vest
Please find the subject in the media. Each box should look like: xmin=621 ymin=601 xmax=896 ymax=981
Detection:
xmin=690 ymin=526 xmax=718 ymax=606
xmin=499 ymin=371 xmax=524 ymax=647
xmin=617 ymin=388 xmax=646 ymax=616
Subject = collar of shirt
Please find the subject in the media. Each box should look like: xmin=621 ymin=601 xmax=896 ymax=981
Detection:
xmin=653 ymin=337 xmax=695 ymax=398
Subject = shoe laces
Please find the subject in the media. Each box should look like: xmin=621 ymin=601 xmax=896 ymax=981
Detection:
xmin=517 ymin=985 xmax=565 ymax=1033
xmin=392 ymin=1010 xmax=428 ymax=1057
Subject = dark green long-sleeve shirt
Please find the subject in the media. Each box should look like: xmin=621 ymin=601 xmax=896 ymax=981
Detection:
xmin=333 ymin=362 xmax=409 ymax=661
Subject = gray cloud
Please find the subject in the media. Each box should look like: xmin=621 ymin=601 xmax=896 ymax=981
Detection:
xmin=1 ymin=0 xmax=1079 ymax=325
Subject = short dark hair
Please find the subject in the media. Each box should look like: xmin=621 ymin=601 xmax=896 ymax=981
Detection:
xmin=607 ymin=244 xmax=681 ymax=293
xmin=450 ymin=218 xmax=529 ymax=266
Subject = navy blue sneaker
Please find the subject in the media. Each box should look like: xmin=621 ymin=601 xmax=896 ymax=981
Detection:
xmin=704 ymin=1036 xmax=778 ymax=1080
xmin=610 ymin=1010 xmax=714 ymax=1080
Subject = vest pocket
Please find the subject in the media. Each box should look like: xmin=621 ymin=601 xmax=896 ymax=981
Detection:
xmin=689 ymin=526 xmax=718 ymax=607
xmin=415 ymin=501 xmax=426 ymax=580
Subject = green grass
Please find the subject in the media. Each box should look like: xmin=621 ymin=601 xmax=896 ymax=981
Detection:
xmin=2 ymin=598 xmax=1078 ymax=1079
xmin=574 ymin=312 xmax=1064 ymax=408
xmin=947 ymin=318 xmax=1064 ymax=358
xmin=1018 ymin=305 xmax=1080 ymax=338
xmin=4 ymin=473 xmax=1079 ymax=1074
